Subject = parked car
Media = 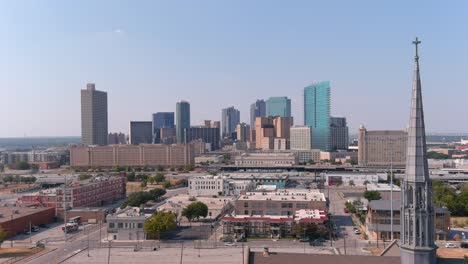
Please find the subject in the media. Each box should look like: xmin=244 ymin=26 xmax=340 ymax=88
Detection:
xmin=224 ymin=242 xmax=236 ymax=247
xmin=354 ymin=229 xmax=361 ymax=235
xmin=445 ymin=243 xmax=457 ymax=248
xmin=32 ymin=226 xmax=39 ymax=232
xmin=23 ymin=230 xmax=31 ymax=235
xmin=460 ymin=242 xmax=468 ymax=248
xmin=298 ymin=237 xmax=309 ymax=242
xmin=310 ymin=238 xmax=326 ymax=246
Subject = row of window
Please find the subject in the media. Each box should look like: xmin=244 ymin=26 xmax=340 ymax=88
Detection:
xmin=109 ymin=222 xmax=144 ymax=229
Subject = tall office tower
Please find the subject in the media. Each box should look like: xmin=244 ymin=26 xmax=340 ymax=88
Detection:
xmin=250 ymin=99 xmax=266 ymax=128
xmin=400 ymin=38 xmax=436 ymax=264
xmin=221 ymin=106 xmax=240 ymax=138
xmin=330 ymin=117 xmax=349 ymax=150
xmin=358 ymin=125 xmax=407 ymax=167
xmin=81 ymin=83 xmax=108 ymax=146
xmin=304 ymin=82 xmax=331 ymax=151
xmin=266 ymin=97 xmax=291 ymax=117
xmin=176 ymin=101 xmax=190 ymax=144
xmin=129 ymin=121 xmax=153 ymax=145
xmin=236 ymin=123 xmax=250 ymax=142
xmin=290 ymin=126 xmax=313 ymax=150
xmin=152 ymin=112 xmax=175 ymax=143
xmin=254 ymin=116 xmax=275 ymax=149
xmin=273 ymin=116 xmax=293 ymax=139
xmin=108 ymin=132 xmax=126 ymax=145
xmin=185 ymin=127 xmax=221 ymax=151
xmin=203 ymin=120 xmax=221 ymax=129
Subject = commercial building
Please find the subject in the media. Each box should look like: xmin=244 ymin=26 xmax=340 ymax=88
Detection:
xmin=70 ymin=144 xmax=194 ymax=168
xmin=290 ymin=126 xmax=313 ymax=150
xmin=159 ymin=127 xmax=176 ymax=144
xmin=320 ymin=150 xmax=358 ymax=163
xmin=234 ymin=189 xmax=327 ymax=216
xmin=129 ymin=121 xmax=153 ymax=145
xmin=358 ymin=126 xmax=407 ymax=167
xmin=108 ymin=133 xmax=126 ymax=145
xmin=304 ymin=81 xmax=331 ymax=151
xmin=273 ymin=138 xmax=288 ymax=150
xmin=254 ymin=116 xmax=293 ymax=150
xmin=234 ymin=153 xmax=298 ymax=167
xmin=194 ymin=155 xmax=223 ymax=164
xmin=157 ymin=195 xmax=234 ymax=220
xmin=0 ymin=205 xmax=55 ymax=238
xmin=176 ymin=101 xmax=191 ymax=144
xmin=250 ymin=99 xmax=266 ymax=128
xmin=266 ymin=97 xmax=291 ymax=117
xmin=1 ymin=150 xmax=67 ymax=165
xmin=330 ymin=117 xmax=349 ymax=150
xmin=56 ymin=176 xmax=126 ymax=217
xmin=152 ymin=112 xmax=175 ymax=143
xmin=221 ymin=208 xmax=327 ymax=239
xmin=81 ymin=83 xmax=108 ymax=146
xmin=184 ymin=126 xmax=220 ymax=150
xmin=222 ymin=107 xmax=240 ymax=138
xmin=107 ymin=207 xmax=151 ymax=240
xmin=187 ymin=175 xmax=255 ymax=196
xmin=294 ymin=149 xmax=321 ymax=163
xmin=365 ymin=200 xmax=450 ymax=241
xmin=220 ymin=173 xmax=290 ymax=188
xmin=325 ymin=172 xmax=387 ymax=186
xmin=236 ymin=123 xmax=250 ymax=142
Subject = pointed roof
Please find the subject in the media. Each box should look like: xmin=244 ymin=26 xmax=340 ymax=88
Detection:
xmin=405 ymin=37 xmax=429 ymax=183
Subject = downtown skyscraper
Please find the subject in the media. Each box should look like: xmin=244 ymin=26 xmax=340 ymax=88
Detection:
xmin=304 ymin=81 xmax=331 ymax=151
xmin=266 ymin=96 xmax=291 ymax=117
xmin=176 ymin=101 xmax=190 ymax=144
xmin=221 ymin=106 xmax=240 ymax=138
xmin=81 ymin=83 xmax=108 ymax=146
xmin=152 ymin=112 xmax=175 ymax=143
xmin=250 ymin=99 xmax=266 ymax=128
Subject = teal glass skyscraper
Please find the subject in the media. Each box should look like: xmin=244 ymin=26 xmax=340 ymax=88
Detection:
xmin=304 ymin=81 xmax=331 ymax=151
xmin=176 ymin=101 xmax=190 ymax=144
xmin=266 ymin=97 xmax=291 ymax=117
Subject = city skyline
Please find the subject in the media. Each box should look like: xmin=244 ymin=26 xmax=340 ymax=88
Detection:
xmin=1 ymin=1 xmax=468 ymax=137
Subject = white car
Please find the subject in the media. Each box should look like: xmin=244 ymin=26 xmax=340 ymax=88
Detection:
xmin=354 ymin=229 xmax=361 ymax=235
xmin=224 ymin=242 xmax=236 ymax=247
xmin=445 ymin=243 xmax=457 ymax=248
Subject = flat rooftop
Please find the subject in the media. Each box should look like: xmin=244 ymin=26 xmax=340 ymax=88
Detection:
xmin=238 ymin=189 xmax=326 ymax=202
xmin=0 ymin=205 xmax=53 ymax=224
xmin=366 ymin=183 xmax=401 ymax=192
xmin=158 ymin=195 xmax=234 ymax=211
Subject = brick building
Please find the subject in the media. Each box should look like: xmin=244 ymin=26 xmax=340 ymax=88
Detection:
xmin=0 ymin=205 xmax=55 ymax=237
xmin=18 ymin=189 xmax=57 ymax=207
xmin=70 ymin=144 xmax=194 ymax=168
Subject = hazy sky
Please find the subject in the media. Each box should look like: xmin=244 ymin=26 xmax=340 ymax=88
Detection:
xmin=1 ymin=1 xmax=467 ymax=137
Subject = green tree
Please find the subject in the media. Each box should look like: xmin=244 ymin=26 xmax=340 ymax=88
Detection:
xmin=157 ymin=165 xmax=164 ymax=172
xmin=16 ymin=161 xmax=30 ymax=170
xmin=292 ymin=223 xmax=328 ymax=240
xmin=426 ymin=151 xmax=449 ymax=159
xmin=348 ymin=180 xmax=355 ymax=186
xmin=154 ymin=173 xmax=165 ymax=183
xmin=127 ymin=172 xmax=136 ymax=182
xmin=149 ymin=188 xmax=167 ymax=200
xmin=363 ymin=191 xmax=382 ymax=201
xmin=144 ymin=211 xmax=177 ymax=240
xmin=162 ymin=181 xmax=171 ymax=189
xmin=126 ymin=191 xmax=154 ymax=207
xmin=184 ymin=163 xmax=195 ymax=171
xmin=147 ymin=177 xmax=155 ymax=184
xmin=0 ymin=227 xmax=6 ymax=248
xmin=78 ymin=174 xmax=92 ymax=181
xmin=114 ymin=165 xmax=125 ymax=172
xmin=182 ymin=202 xmax=208 ymax=222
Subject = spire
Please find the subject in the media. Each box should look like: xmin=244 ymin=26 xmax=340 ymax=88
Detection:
xmin=405 ymin=37 xmax=429 ymax=183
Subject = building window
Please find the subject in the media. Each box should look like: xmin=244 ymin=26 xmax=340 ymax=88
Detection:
xmin=117 ymin=223 xmax=123 ymax=228
xmin=244 ymin=202 xmax=248 ymax=208
xmin=109 ymin=223 xmax=115 ymax=228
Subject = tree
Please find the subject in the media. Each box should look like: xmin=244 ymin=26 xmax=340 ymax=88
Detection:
xmin=16 ymin=161 xmax=30 ymax=170
xmin=150 ymin=188 xmax=166 ymax=200
xmin=0 ymin=227 xmax=6 ymax=248
xmin=184 ymin=164 xmax=195 ymax=171
xmin=144 ymin=211 xmax=177 ymax=240
xmin=154 ymin=173 xmax=165 ymax=184
xmin=182 ymin=202 xmax=208 ymax=222
xmin=363 ymin=180 xmax=370 ymax=185
xmin=114 ymin=165 xmax=125 ymax=172
xmin=426 ymin=151 xmax=449 ymax=159
xmin=348 ymin=180 xmax=355 ymax=186
xmin=162 ymin=181 xmax=171 ymax=189
xmin=157 ymin=165 xmax=164 ymax=172
xmin=147 ymin=177 xmax=155 ymax=184
xmin=363 ymin=191 xmax=382 ymax=201
xmin=126 ymin=191 xmax=154 ymax=207
xmin=127 ymin=172 xmax=136 ymax=182
xmin=78 ymin=174 xmax=92 ymax=181
xmin=292 ymin=223 xmax=328 ymax=240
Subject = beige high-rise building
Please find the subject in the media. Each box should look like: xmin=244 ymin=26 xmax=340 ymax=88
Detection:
xmin=254 ymin=116 xmax=293 ymax=150
xmin=236 ymin=123 xmax=250 ymax=142
xmin=358 ymin=125 xmax=407 ymax=167
xmin=290 ymin=126 xmax=312 ymax=150
xmin=81 ymin=83 xmax=108 ymax=146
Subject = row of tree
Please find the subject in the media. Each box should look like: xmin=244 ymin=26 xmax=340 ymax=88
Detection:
xmin=433 ymin=180 xmax=468 ymax=216
xmin=2 ymin=175 xmax=37 ymax=183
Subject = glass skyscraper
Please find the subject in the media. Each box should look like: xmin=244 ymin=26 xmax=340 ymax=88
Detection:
xmin=304 ymin=82 xmax=331 ymax=151
xmin=266 ymin=97 xmax=291 ymax=117
xmin=176 ymin=101 xmax=190 ymax=144
xmin=221 ymin=106 xmax=240 ymax=138
xmin=250 ymin=99 xmax=266 ymax=128
xmin=152 ymin=112 xmax=174 ymax=143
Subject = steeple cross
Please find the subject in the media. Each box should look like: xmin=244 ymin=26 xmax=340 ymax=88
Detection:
xmin=413 ymin=37 xmax=421 ymax=58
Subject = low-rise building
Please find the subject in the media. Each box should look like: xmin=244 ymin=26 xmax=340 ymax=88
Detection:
xmin=194 ymin=155 xmax=223 ymax=164
xmin=293 ymin=149 xmax=321 ymax=163
xmin=325 ymin=172 xmax=387 ymax=186
xmin=365 ymin=200 xmax=450 ymax=241
xmin=107 ymin=207 xmax=151 ymax=240
xmin=157 ymin=195 xmax=234 ymax=221
xmin=220 ymin=173 xmax=290 ymax=188
xmin=0 ymin=205 xmax=55 ymax=237
xmin=18 ymin=189 xmax=57 ymax=207
xmin=188 ymin=175 xmax=255 ymax=196
xmin=234 ymin=153 xmax=298 ymax=167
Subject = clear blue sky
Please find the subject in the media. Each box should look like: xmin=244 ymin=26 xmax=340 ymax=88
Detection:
xmin=1 ymin=0 xmax=467 ymax=137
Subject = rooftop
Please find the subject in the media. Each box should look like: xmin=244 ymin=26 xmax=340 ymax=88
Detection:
xmin=110 ymin=207 xmax=151 ymax=219
xmin=238 ymin=189 xmax=326 ymax=202
xmin=249 ymin=252 xmax=401 ymax=264
xmin=0 ymin=205 xmax=54 ymax=224
xmin=366 ymin=183 xmax=401 ymax=192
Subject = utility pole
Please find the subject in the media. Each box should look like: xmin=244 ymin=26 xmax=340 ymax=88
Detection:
xmin=63 ymin=174 xmax=67 ymax=251
xmin=87 ymin=225 xmax=90 ymax=257
xmin=343 ymin=232 xmax=347 ymax=255
xmin=107 ymin=240 xmax=111 ymax=264
xmin=390 ymin=145 xmax=394 ymax=241
xmin=179 ymin=241 xmax=184 ymax=264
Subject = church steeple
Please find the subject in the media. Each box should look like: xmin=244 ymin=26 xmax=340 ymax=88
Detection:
xmin=400 ymin=38 xmax=437 ymax=264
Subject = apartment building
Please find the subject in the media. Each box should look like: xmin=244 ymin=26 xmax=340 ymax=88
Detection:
xmin=234 ymin=153 xmax=298 ymax=167
xmin=358 ymin=126 xmax=407 ymax=167
xmin=188 ymin=175 xmax=255 ymax=196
